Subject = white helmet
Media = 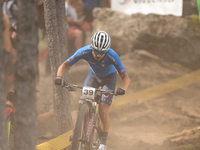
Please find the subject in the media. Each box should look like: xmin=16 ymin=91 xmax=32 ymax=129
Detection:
xmin=91 ymin=31 xmax=111 ymax=51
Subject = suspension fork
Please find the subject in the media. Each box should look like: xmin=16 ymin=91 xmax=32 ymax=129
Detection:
xmin=85 ymin=102 xmax=97 ymax=142
xmin=72 ymin=99 xmax=84 ymax=136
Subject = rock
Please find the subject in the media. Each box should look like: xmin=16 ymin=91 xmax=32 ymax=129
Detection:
xmin=93 ymin=8 xmax=200 ymax=69
xmin=183 ymin=0 xmax=198 ymax=16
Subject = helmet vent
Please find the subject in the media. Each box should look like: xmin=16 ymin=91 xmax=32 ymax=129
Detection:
xmin=91 ymin=31 xmax=111 ymax=51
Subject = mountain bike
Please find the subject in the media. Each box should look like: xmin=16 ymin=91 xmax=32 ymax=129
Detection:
xmin=63 ymin=82 xmax=115 ymax=150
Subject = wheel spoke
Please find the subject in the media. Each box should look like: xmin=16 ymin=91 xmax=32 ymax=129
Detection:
xmin=71 ymin=104 xmax=90 ymax=150
xmin=89 ymin=111 xmax=100 ymax=150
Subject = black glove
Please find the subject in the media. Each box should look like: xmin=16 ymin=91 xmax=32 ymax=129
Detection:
xmin=54 ymin=78 xmax=63 ymax=86
xmin=116 ymin=87 xmax=125 ymax=95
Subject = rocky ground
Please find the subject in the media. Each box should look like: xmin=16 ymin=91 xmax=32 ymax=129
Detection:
xmin=36 ymin=33 xmax=200 ymax=149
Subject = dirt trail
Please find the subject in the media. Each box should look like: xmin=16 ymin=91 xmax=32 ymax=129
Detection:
xmin=36 ymin=40 xmax=200 ymax=149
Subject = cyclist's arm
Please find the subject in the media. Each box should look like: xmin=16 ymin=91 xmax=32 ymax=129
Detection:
xmin=120 ymin=73 xmax=130 ymax=91
xmin=57 ymin=62 xmax=70 ymax=78
xmin=37 ymin=109 xmax=54 ymax=123
xmin=108 ymin=51 xmax=130 ymax=91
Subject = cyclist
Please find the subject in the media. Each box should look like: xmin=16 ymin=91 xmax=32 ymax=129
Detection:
xmin=55 ymin=31 xmax=130 ymax=150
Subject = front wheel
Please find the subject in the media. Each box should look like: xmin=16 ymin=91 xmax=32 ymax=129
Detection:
xmin=89 ymin=111 xmax=100 ymax=150
xmin=71 ymin=104 xmax=90 ymax=150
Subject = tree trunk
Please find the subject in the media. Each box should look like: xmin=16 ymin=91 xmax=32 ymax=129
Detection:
xmin=13 ymin=0 xmax=38 ymax=150
xmin=44 ymin=0 xmax=73 ymax=139
xmin=0 ymin=5 xmax=8 ymax=150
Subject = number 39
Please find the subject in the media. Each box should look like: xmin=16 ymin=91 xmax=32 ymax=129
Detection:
xmin=84 ymin=89 xmax=93 ymax=95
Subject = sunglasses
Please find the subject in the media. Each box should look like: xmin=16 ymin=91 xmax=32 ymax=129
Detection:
xmin=93 ymin=49 xmax=107 ymax=55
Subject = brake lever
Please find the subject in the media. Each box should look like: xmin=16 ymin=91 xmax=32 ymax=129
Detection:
xmin=101 ymin=90 xmax=116 ymax=96
xmin=68 ymin=86 xmax=76 ymax=91
xmin=65 ymin=83 xmax=75 ymax=91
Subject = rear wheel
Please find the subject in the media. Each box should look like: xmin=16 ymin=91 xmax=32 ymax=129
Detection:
xmin=71 ymin=104 xmax=90 ymax=150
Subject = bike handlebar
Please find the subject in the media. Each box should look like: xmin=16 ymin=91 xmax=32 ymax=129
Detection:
xmin=63 ymin=82 xmax=116 ymax=95
xmin=64 ymin=82 xmax=83 ymax=89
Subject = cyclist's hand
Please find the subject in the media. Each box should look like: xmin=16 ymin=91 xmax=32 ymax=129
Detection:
xmin=54 ymin=78 xmax=63 ymax=86
xmin=116 ymin=87 xmax=125 ymax=95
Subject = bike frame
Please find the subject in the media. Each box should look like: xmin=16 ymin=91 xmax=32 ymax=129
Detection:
xmin=73 ymin=98 xmax=98 ymax=143
xmin=63 ymin=83 xmax=115 ymax=149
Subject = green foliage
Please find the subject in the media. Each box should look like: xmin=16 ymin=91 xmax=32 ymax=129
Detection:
xmin=189 ymin=15 xmax=200 ymax=32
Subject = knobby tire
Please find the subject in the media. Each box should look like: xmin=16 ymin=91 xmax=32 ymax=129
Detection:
xmin=71 ymin=104 xmax=90 ymax=150
xmin=89 ymin=111 xmax=100 ymax=150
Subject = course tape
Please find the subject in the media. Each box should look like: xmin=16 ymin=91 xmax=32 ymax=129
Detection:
xmin=36 ymin=69 xmax=200 ymax=149
xmin=36 ymin=130 xmax=72 ymax=150
xmin=109 ymin=69 xmax=200 ymax=112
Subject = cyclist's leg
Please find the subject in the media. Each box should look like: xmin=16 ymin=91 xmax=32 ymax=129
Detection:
xmin=99 ymin=103 xmax=109 ymax=146
xmin=100 ymin=71 xmax=117 ymax=108
xmin=98 ymin=72 xmax=117 ymax=146
xmin=83 ymin=69 xmax=100 ymax=88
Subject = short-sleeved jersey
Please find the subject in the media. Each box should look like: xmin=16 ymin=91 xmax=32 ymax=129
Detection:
xmin=65 ymin=45 xmax=126 ymax=78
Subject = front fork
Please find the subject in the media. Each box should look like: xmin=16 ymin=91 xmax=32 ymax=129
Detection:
xmin=85 ymin=108 xmax=95 ymax=142
xmin=71 ymin=100 xmax=97 ymax=142
xmin=71 ymin=100 xmax=84 ymax=138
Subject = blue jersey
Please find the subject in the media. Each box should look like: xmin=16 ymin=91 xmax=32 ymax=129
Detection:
xmin=65 ymin=45 xmax=127 ymax=78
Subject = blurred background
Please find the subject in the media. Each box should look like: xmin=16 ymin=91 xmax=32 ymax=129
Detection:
xmin=3 ymin=0 xmax=200 ymax=150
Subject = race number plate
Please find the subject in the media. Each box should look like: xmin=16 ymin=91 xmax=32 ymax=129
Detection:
xmin=82 ymin=87 xmax=96 ymax=100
